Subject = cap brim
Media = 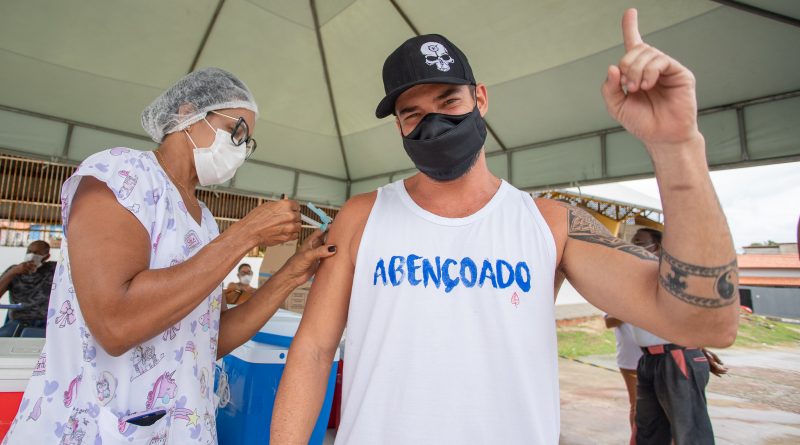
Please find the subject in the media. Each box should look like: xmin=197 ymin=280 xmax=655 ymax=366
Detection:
xmin=375 ymin=77 xmax=473 ymax=118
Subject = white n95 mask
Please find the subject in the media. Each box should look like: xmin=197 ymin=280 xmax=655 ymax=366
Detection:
xmin=187 ymin=125 xmax=246 ymax=186
xmin=24 ymin=253 xmax=44 ymax=268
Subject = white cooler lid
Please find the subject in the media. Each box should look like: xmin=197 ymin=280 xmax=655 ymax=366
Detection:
xmin=0 ymin=338 xmax=45 ymax=392
xmin=251 ymin=309 xmax=303 ymax=347
xmin=229 ymin=340 xmax=340 ymax=365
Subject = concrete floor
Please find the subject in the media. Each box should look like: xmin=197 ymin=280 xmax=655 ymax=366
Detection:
xmin=325 ymin=346 xmax=800 ymax=444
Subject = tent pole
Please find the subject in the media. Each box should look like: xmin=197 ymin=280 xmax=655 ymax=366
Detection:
xmin=189 ymin=0 xmax=227 ymax=73
xmin=710 ymin=0 xmax=800 ymax=28
xmin=310 ymin=0 xmax=352 ymax=181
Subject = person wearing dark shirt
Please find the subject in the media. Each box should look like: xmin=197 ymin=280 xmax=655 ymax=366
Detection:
xmin=0 ymin=240 xmax=56 ymax=336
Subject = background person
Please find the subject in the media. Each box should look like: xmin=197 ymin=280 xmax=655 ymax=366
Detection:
xmin=604 ymin=313 xmax=642 ymax=443
xmin=224 ymin=263 xmax=257 ymax=305
xmin=0 ymin=240 xmax=55 ymax=337
xmin=630 ymin=227 xmax=727 ymax=445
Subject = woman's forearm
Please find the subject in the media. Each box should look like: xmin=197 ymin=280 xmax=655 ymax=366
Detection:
xmin=216 ymin=270 xmax=298 ymax=358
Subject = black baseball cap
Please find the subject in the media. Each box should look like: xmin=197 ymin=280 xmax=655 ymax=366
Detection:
xmin=375 ymin=34 xmax=475 ymax=119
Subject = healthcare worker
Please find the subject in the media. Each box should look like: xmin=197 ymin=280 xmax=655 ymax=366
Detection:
xmin=3 ymin=67 xmax=336 ymax=444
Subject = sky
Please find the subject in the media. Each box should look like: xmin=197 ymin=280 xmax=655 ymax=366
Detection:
xmin=573 ymin=161 xmax=800 ymax=251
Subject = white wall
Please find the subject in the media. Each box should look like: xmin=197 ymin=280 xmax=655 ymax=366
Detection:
xmin=555 ymin=280 xmax=590 ymax=306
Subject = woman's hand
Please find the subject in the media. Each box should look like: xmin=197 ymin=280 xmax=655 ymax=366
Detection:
xmin=275 ymin=230 xmax=337 ymax=288
xmin=235 ymin=199 xmax=302 ymax=248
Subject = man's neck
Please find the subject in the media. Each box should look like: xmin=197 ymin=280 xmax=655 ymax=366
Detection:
xmin=403 ymin=152 xmax=502 ymax=218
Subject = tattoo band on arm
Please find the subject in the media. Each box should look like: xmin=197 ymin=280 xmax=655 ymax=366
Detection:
xmin=565 ymin=206 xmax=658 ymax=262
xmin=558 ymin=202 xmax=738 ymax=308
xmin=659 ymin=250 xmax=739 ymax=308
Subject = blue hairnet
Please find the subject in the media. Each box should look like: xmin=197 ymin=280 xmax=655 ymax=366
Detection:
xmin=141 ymin=67 xmax=259 ymax=143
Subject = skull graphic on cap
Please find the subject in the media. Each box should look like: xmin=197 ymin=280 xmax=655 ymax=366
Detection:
xmin=420 ymin=42 xmax=454 ymax=72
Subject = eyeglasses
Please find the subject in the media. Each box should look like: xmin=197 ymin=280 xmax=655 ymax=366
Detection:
xmin=210 ymin=111 xmax=257 ymax=159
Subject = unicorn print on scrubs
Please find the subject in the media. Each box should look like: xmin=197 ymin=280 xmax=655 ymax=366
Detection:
xmin=162 ymin=321 xmax=181 ymax=341
xmin=96 ymin=371 xmax=117 ymax=406
xmin=32 ymin=352 xmax=46 ymax=376
xmin=117 ymin=170 xmax=138 ymax=199
xmin=79 ymin=327 xmax=96 ymax=362
xmin=59 ymin=414 xmax=86 ymax=445
xmin=54 ymin=300 xmax=76 ymax=328
xmin=145 ymin=371 xmax=178 ymax=409
xmin=131 ymin=344 xmax=165 ymax=381
xmin=63 ymin=371 xmax=82 ymax=408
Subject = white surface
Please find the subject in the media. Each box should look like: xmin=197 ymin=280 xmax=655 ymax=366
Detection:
xmin=631 ymin=325 xmax=669 ymax=348
xmin=613 ymin=323 xmax=643 ymax=370
xmin=555 ymin=280 xmax=590 ymax=307
xmin=230 ymin=340 xmax=340 ymax=365
xmin=258 ymin=309 xmax=303 ymax=338
xmin=0 ymin=338 xmax=44 ymax=392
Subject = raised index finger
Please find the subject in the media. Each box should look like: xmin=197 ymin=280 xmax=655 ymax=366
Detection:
xmin=622 ymin=8 xmax=643 ymax=51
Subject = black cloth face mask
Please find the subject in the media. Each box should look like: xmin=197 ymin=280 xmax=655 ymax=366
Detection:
xmin=401 ymin=106 xmax=487 ymax=181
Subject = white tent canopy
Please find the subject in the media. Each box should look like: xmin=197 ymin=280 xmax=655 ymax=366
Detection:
xmin=1 ymin=0 xmax=798 ymax=205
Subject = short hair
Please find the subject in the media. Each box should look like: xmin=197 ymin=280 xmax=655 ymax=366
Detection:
xmin=237 ymin=263 xmax=251 ymax=273
xmin=28 ymin=240 xmax=50 ymax=254
xmin=636 ymin=228 xmax=663 ymax=246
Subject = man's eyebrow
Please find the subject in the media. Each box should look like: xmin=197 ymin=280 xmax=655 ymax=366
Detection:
xmin=435 ymin=87 xmax=462 ymax=101
xmin=397 ymin=104 xmax=420 ymax=116
xmin=397 ymin=87 xmax=464 ymax=116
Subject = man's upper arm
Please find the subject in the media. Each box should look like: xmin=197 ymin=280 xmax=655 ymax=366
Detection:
xmin=293 ymin=192 xmax=377 ymax=355
xmin=538 ymin=199 xmax=663 ymax=331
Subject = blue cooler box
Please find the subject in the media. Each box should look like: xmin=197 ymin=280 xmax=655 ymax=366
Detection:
xmin=216 ymin=310 xmax=339 ymax=445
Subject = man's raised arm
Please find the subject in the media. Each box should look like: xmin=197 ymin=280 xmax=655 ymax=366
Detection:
xmin=556 ymin=9 xmax=738 ymax=348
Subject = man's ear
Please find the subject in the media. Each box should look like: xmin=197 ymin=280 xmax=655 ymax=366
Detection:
xmin=475 ymin=83 xmax=489 ymax=117
xmin=43 ymin=254 xmax=50 ymax=262
xmin=395 ymin=117 xmax=404 ymax=136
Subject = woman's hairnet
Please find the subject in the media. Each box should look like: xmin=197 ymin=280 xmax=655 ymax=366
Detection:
xmin=141 ymin=67 xmax=259 ymax=143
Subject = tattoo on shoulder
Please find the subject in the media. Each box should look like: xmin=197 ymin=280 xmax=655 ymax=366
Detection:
xmin=563 ymin=205 xmax=658 ymax=262
xmin=659 ymin=249 xmax=738 ymax=308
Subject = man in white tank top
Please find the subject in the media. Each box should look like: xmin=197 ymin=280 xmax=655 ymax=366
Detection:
xmin=272 ymin=9 xmax=739 ymax=444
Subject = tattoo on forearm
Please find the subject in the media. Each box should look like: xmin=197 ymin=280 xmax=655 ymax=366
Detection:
xmin=565 ymin=206 xmax=658 ymax=262
xmin=659 ymin=250 xmax=738 ymax=308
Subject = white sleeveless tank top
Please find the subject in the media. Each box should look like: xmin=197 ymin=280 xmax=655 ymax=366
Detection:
xmin=336 ymin=179 xmax=559 ymax=444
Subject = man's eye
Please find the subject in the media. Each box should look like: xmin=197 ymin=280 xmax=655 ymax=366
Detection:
xmin=445 ymin=98 xmax=458 ymax=105
xmin=405 ymin=113 xmax=420 ymax=121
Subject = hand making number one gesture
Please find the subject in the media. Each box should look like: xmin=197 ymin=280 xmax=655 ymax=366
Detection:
xmin=602 ymin=8 xmax=702 ymax=150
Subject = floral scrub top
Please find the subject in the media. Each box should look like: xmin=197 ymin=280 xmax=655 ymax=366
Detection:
xmin=4 ymin=148 xmax=224 ymax=445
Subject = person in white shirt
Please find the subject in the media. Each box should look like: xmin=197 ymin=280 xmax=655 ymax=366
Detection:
xmin=605 ymin=313 xmax=642 ymax=444
xmin=628 ymin=228 xmax=728 ymax=445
